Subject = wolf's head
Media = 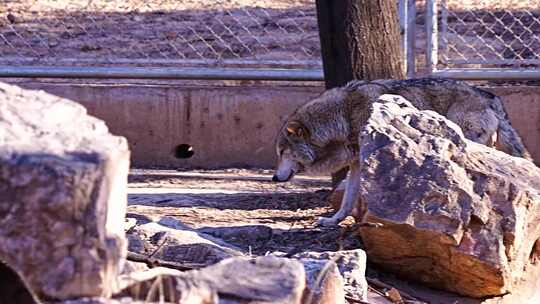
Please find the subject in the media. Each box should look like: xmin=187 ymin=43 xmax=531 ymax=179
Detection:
xmin=272 ymin=83 xmax=376 ymax=182
xmin=272 ymin=120 xmax=355 ymax=182
xmin=272 ymin=120 xmax=314 ymax=182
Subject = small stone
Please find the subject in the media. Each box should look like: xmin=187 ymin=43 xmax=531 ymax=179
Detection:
xmin=386 ymin=288 xmax=403 ymax=303
xmin=165 ymin=31 xmax=177 ymax=40
xmin=81 ymin=44 xmax=101 ymax=52
xmin=7 ymin=13 xmax=19 ymax=24
xmin=48 ymin=39 xmax=59 ymax=47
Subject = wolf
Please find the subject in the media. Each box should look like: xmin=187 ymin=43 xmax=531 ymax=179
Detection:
xmin=272 ymin=78 xmax=532 ymax=226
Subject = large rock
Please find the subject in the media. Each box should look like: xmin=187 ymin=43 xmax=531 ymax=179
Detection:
xmin=119 ymin=256 xmax=306 ymax=303
xmin=355 ymin=95 xmax=540 ymax=298
xmin=0 ymin=83 xmax=130 ymax=300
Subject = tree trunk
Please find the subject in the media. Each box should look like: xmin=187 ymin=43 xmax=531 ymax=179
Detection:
xmin=315 ymin=0 xmax=405 ymax=186
xmin=316 ymin=0 xmax=404 ymax=87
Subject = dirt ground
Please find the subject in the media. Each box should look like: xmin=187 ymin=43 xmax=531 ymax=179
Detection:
xmin=127 ymin=168 xmax=376 ymax=303
xmin=127 ymin=169 xmax=362 ymax=256
xmin=126 ymin=169 xmax=483 ymax=304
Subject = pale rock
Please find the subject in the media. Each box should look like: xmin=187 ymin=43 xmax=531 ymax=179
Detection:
xmin=0 ymin=83 xmax=129 ymax=301
xmin=118 ymin=256 xmax=306 ymax=303
xmin=355 ymin=95 xmax=540 ymax=298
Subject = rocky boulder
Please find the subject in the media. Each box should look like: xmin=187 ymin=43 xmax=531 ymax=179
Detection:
xmin=0 ymin=83 xmax=130 ymax=301
xmin=118 ymin=256 xmax=306 ymax=303
xmin=352 ymin=94 xmax=540 ymax=298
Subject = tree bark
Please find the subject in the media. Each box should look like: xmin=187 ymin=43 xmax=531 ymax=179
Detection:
xmin=315 ymin=0 xmax=405 ymax=186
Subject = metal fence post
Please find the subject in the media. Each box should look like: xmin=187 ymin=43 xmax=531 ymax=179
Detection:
xmin=406 ymin=0 xmax=416 ymax=78
xmin=0 ymin=66 xmax=325 ymax=81
xmin=426 ymin=0 xmax=439 ymax=74
xmin=399 ymin=0 xmax=417 ymax=79
xmin=398 ymin=0 xmax=408 ymax=76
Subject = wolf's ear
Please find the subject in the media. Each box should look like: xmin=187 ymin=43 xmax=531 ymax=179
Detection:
xmin=286 ymin=121 xmax=309 ymax=138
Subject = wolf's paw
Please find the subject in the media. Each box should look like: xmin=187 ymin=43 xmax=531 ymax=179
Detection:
xmin=316 ymin=216 xmax=340 ymax=227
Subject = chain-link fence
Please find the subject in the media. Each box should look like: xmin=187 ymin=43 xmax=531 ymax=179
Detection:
xmin=0 ymin=0 xmax=321 ymax=68
xmin=424 ymin=0 xmax=540 ymax=79
xmin=0 ymin=0 xmax=539 ymax=79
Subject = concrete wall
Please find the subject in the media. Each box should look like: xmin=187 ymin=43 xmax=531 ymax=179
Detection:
xmin=489 ymin=86 xmax=540 ymax=164
xmin=6 ymin=80 xmax=540 ymax=168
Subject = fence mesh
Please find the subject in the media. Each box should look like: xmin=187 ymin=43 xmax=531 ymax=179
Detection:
xmin=1 ymin=0 xmax=539 ymax=72
xmin=438 ymin=0 xmax=540 ymax=69
xmin=0 ymin=0 xmax=321 ymax=68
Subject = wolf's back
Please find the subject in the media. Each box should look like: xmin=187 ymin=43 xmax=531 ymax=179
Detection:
xmin=346 ymin=78 xmax=533 ymax=161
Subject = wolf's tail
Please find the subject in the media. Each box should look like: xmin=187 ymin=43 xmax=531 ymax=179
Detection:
xmin=491 ymin=96 xmax=533 ymax=161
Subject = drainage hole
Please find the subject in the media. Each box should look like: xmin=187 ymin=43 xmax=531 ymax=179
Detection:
xmin=175 ymin=144 xmax=195 ymax=159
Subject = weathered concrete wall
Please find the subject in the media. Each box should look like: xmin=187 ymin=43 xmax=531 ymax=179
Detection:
xmin=489 ymin=86 xmax=540 ymax=164
xmin=5 ymin=80 xmax=540 ymax=168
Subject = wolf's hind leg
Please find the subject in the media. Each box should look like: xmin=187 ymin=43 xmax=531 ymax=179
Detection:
xmin=317 ymin=162 xmax=361 ymax=227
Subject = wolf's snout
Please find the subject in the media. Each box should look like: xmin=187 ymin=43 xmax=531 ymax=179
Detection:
xmin=273 ymin=157 xmax=299 ymax=182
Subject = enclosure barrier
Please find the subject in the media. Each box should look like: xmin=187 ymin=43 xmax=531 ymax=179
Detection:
xmin=0 ymin=0 xmax=538 ymax=80
xmin=0 ymin=66 xmax=323 ymax=81
xmin=426 ymin=0 xmax=540 ymax=79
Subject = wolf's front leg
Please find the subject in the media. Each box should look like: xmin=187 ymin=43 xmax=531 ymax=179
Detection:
xmin=317 ymin=162 xmax=361 ymax=227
